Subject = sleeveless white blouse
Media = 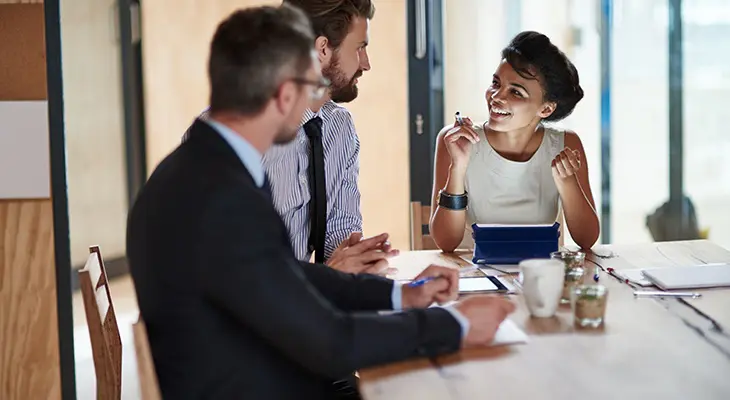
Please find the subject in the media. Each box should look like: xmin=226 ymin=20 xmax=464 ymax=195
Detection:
xmin=459 ymin=124 xmax=565 ymax=248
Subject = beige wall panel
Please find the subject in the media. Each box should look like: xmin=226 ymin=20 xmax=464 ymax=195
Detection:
xmin=143 ymin=0 xmax=411 ymax=250
xmin=143 ymin=0 xmax=277 ymax=170
xmin=349 ymin=0 xmax=410 ymax=250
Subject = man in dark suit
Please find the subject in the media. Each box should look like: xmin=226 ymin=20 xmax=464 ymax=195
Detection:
xmin=127 ymin=5 xmax=515 ymax=399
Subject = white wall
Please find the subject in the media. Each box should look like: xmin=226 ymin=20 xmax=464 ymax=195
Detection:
xmin=61 ymin=0 xmax=129 ymax=265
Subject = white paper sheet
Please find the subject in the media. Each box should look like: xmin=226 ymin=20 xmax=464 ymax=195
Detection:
xmin=0 ymin=101 xmax=50 ymax=199
xmin=492 ymin=319 xmax=529 ymax=346
xmin=459 ymin=277 xmax=498 ymax=292
xmin=430 ymin=300 xmax=529 ymax=346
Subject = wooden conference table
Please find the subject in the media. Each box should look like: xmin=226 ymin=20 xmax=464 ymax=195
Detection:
xmin=359 ymin=240 xmax=730 ymax=400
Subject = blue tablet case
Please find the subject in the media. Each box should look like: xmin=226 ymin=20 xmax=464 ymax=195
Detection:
xmin=471 ymin=222 xmax=560 ymax=265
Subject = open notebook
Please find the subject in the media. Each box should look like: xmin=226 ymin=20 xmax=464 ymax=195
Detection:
xmin=641 ymin=263 xmax=730 ymax=290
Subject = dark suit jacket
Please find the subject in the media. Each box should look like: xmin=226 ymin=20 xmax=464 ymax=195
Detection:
xmin=126 ymin=119 xmax=461 ymax=399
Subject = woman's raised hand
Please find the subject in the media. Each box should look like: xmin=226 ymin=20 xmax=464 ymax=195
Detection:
xmin=444 ymin=115 xmax=480 ymax=169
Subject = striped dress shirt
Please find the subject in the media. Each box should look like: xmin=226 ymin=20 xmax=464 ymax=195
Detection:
xmin=184 ymin=101 xmax=362 ymax=261
xmin=264 ymin=101 xmax=362 ymax=261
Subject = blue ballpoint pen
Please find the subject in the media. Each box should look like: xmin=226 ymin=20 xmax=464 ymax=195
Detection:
xmin=407 ymin=266 xmax=479 ymax=287
xmin=407 ymin=276 xmax=439 ymax=287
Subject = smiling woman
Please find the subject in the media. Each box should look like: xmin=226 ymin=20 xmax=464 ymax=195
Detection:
xmin=429 ymin=31 xmax=600 ymax=252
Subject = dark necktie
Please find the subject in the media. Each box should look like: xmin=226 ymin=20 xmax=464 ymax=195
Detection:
xmin=303 ymin=116 xmax=327 ymax=263
xmin=261 ymin=173 xmax=272 ymax=198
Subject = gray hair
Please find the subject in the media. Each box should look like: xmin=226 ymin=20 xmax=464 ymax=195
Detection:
xmin=208 ymin=4 xmax=315 ymax=115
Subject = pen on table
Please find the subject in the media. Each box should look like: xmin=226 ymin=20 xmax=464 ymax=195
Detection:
xmin=408 ymin=266 xmax=479 ymax=287
xmin=634 ymin=291 xmax=702 ymax=299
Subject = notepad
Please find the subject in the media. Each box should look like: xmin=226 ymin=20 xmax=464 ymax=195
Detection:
xmin=641 ymin=263 xmax=730 ymax=290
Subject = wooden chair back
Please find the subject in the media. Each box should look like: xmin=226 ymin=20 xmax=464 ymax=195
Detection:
xmin=132 ymin=317 xmax=162 ymax=400
xmin=410 ymin=201 xmax=438 ymax=250
xmin=78 ymin=246 xmax=122 ymax=399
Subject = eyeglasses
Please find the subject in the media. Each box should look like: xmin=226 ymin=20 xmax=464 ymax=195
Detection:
xmin=290 ymin=76 xmax=330 ymax=100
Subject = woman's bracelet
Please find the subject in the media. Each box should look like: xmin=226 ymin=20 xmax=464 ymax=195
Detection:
xmin=438 ymin=189 xmax=468 ymax=210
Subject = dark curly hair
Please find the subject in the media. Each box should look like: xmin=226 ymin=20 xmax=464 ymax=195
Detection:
xmin=502 ymin=31 xmax=584 ymax=122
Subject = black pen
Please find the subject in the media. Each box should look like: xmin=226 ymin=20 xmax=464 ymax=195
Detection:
xmin=455 ymin=111 xmax=464 ymax=126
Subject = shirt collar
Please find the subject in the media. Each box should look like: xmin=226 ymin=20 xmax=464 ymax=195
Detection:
xmin=299 ymin=101 xmax=333 ymax=127
xmin=204 ymin=118 xmax=265 ymax=187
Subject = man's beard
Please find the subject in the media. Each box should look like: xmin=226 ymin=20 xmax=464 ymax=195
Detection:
xmin=322 ymin=54 xmax=362 ymax=104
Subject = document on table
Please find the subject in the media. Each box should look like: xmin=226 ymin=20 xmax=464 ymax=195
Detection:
xmin=492 ymin=319 xmax=529 ymax=346
xmin=431 ymin=301 xmax=529 ymax=346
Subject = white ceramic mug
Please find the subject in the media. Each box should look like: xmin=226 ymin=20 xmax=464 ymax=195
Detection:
xmin=519 ymin=259 xmax=565 ymax=318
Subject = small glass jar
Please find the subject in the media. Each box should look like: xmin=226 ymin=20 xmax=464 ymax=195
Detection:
xmin=550 ymin=250 xmax=586 ymax=304
xmin=571 ymin=284 xmax=608 ymax=328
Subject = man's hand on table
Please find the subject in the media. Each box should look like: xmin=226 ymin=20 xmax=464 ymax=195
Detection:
xmin=454 ymin=296 xmax=515 ymax=347
xmin=401 ymin=264 xmax=460 ymax=308
xmin=401 ymin=263 xmax=516 ymax=346
xmin=326 ymin=232 xmax=399 ymax=275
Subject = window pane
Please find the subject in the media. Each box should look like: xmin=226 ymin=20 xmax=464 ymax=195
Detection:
xmin=682 ymin=0 xmax=730 ymax=248
xmin=611 ymin=0 xmax=670 ymax=244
